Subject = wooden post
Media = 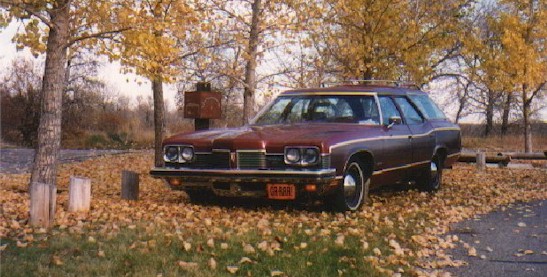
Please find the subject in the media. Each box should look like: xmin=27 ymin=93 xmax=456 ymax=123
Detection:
xmin=30 ymin=182 xmax=52 ymax=227
xmin=476 ymin=152 xmax=486 ymax=171
xmin=68 ymin=176 xmax=91 ymax=212
xmin=121 ymin=170 xmax=139 ymax=200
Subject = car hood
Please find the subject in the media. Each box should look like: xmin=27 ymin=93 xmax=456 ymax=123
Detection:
xmin=163 ymin=123 xmax=381 ymax=153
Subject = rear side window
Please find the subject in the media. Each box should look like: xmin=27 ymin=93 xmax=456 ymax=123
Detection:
xmin=394 ymin=97 xmax=423 ymax=125
xmin=409 ymin=94 xmax=446 ymax=119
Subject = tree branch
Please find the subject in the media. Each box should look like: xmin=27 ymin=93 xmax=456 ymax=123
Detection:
xmin=0 ymin=0 xmax=52 ymax=28
xmin=66 ymin=27 xmax=131 ymax=48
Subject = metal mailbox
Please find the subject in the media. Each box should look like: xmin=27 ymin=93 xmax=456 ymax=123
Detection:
xmin=183 ymin=83 xmax=222 ymax=119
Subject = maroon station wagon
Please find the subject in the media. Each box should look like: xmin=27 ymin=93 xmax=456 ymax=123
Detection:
xmin=150 ymin=83 xmax=461 ymax=211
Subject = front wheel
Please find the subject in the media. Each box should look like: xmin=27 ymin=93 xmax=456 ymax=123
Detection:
xmin=328 ymin=160 xmax=370 ymax=212
xmin=417 ymin=155 xmax=443 ymax=192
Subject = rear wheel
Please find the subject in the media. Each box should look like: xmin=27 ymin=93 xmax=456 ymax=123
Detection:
xmin=328 ymin=159 xmax=370 ymax=211
xmin=417 ymin=155 xmax=443 ymax=192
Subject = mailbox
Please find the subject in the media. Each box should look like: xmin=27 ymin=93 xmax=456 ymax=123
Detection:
xmin=183 ymin=83 xmax=222 ymax=119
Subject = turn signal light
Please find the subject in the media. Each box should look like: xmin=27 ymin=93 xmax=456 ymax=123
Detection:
xmin=168 ymin=178 xmax=182 ymax=186
xmin=305 ymin=184 xmax=317 ymax=192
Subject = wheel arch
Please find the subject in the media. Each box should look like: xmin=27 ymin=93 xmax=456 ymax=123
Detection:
xmin=345 ymin=150 xmax=374 ymax=178
xmin=433 ymin=146 xmax=447 ymax=166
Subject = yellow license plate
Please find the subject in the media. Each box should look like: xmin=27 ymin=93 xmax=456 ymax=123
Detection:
xmin=267 ymin=184 xmax=296 ymax=200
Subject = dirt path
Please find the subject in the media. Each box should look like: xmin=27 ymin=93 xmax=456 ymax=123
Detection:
xmin=0 ymin=148 xmax=131 ymax=174
xmin=446 ymin=200 xmax=547 ymax=277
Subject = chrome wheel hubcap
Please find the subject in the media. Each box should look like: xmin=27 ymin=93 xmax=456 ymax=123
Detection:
xmin=343 ymin=174 xmax=357 ymax=198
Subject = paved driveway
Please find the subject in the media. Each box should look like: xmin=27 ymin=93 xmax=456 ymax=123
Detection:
xmin=0 ymin=148 xmax=129 ymax=174
xmin=446 ymin=200 xmax=547 ymax=277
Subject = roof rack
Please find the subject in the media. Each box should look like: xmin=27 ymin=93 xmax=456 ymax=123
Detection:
xmin=321 ymin=79 xmax=419 ymax=89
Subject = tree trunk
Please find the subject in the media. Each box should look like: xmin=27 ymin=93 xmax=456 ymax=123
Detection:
xmin=152 ymin=76 xmax=166 ymax=167
xmin=522 ymin=86 xmax=532 ymax=153
xmin=242 ymin=0 xmax=262 ymax=125
xmin=484 ymin=91 xmax=494 ymax=136
xmin=29 ymin=1 xmax=70 ymax=228
xmin=501 ymin=92 xmax=512 ymax=136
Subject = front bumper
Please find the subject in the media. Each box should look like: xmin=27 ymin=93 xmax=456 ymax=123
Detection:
xmin=149 ymin=167 xmax=339 ymax=198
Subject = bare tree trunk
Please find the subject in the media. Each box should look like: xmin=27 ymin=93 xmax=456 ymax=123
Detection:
xmin=522 ymin=86 xmax=532 ymax=153
xmin=484 ymin=91 xmax=494 ymax=136
xmin=242 ymin=0 xmax=262 ymax=125
xmin=152 ymin=76 xmax=166 ymax=167
xmin=501 ymin=91 xmax=512 ymax=136
xmin=29 ymin=1 xmax=70 ymax=228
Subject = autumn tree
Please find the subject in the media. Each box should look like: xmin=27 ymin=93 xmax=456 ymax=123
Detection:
xmin=209 ymin=0 xmax=302 ymax=124
xmin=498 ymin=0 xmax=546 ymax=152
xmin=0 ymin=0 xmax=130 ymax=227
xmin=102 ymin=0 xmax=201 ymax=166
xmin=305 ymin=0 xmax=470 ymax=85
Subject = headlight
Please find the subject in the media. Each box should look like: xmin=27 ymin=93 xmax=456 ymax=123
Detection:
xmin=164 ymin=146 xmax=179 ymax=162
xmin=302 ymin=148 xmax=319 ymax=165
xmin=181 ymin=147 xmax=194 ymax=162
xmin=285 ymin=148 xmax=301 ymax=163
xmin=285 ymin=147 xmax=319 ymax=165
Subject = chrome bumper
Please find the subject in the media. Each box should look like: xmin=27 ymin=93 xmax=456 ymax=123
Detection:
xmin=150 ymin=167 xmax=337 ymax=184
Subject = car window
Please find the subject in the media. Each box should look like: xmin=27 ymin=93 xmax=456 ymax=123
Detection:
xmin=394 ymin=97 xmax=423 ymax=125
xmin=408 ymin=94 xmax=447 ymax=119
xmin=286 ymin=98 xmax=310 ymax=123
xmin=378 ymin=96 xmax=401 ymax=125
xmin=253 ymin=95 xmax=380 ymax=125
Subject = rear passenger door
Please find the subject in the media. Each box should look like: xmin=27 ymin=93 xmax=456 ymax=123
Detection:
xmin=393 ymin=97 xmax=435 ymax=165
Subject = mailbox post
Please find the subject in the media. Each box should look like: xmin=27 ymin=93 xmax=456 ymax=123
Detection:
xmin=184 ymin=82 xmax=222 ymax=131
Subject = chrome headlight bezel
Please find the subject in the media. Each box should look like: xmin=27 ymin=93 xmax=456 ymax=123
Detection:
xmin=163 ymin=145 xmax=195 ymax=163
xmin=164 ymin=146 xmax=179 ymax=162
xmin=284 ymin=146 xmax=320 ymax=166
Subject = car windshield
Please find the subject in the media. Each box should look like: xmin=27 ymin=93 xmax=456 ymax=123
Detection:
xmin=253 ymin=95 xmax=381 ymax=125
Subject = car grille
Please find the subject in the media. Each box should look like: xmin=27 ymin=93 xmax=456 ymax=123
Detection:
xmin=192 ymin=152 xmax=230 ymax=169
xmin=237 ymin=151 xmax=267 ymax=169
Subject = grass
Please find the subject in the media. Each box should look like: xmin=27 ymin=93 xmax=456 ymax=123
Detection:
xmin=0 ymin=221 xmax=412 ymax=277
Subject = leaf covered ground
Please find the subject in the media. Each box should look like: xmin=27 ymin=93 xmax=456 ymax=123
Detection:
xmin=0 ymin=153 xmax=545 ymax=276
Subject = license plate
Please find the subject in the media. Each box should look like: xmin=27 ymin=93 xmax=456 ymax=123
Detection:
xmin=267 ymin=184 xmax=296 ymax=200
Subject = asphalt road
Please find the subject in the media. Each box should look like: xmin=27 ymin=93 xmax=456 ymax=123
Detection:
xmin=0 ymin=148 xmax=129 ymax=174
xmin=446 ymin=200 xmax=547 ymax=277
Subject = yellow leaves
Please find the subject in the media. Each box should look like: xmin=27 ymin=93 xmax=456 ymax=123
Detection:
xmin=182 ymin=241 xmax=192 ymax=252
xmin=243 ymin=243 xmax=255 ymax=254
xmin=52 ymin=255 xmax=63 ymax=266
xmin=467 ymin=247 xmax=477 ymax=257
xmin=16 ymin=241 xmax=27 ymax=248
xmin=334 ymin=234 xmax=345 ymax=246
xmin=226 ymin=265 xmax=239 ymax=274
xmin=178 ymin=261 xmax=198 ymax=270
xmin=208 ymin=257 xmax=217 ymax=270
xmin=270 ymin=270 xmax=284 ymax=276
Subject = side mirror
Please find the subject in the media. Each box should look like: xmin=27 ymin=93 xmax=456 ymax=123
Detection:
xmin=387 ymin=116 xmax=402 ymax=129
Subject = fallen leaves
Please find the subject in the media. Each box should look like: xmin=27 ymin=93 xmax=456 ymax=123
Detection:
xmin=178 ymin=261 xmax=198 ymax=270
xmin=467 ymin=247 xmax=477 ymax=257
xmin=0 ymin=154 xmax=546 ymax=276
xmin=226 ymin=265 xmax=239 ymax=274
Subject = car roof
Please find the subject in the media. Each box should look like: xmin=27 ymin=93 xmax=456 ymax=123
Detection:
xmin=281 ymin=85 xmax=426 ymax=96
